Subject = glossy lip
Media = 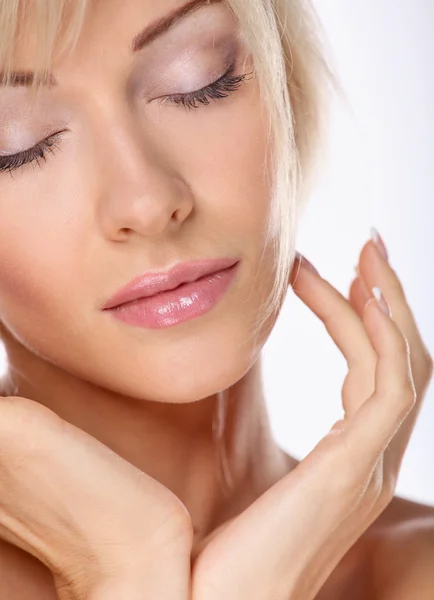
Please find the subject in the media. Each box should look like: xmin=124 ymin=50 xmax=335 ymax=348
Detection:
xmin=102 ymin=257 xmax=240 ymax=310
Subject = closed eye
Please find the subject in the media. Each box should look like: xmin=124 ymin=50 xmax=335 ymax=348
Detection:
xmin=157 ymin=62 xmax=253 ymax=111
xmin=0 ymin=64 xmax=253 ymax=178
xmin=0 ymin=131 xmax=65 ymax=178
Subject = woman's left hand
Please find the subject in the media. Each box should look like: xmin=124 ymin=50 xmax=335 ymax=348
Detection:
xmin=190 ymin=231 xmax=433 ymax=600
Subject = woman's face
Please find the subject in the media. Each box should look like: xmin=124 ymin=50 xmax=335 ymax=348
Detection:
xmin=0 ymin=0 xmax=279 ymax=403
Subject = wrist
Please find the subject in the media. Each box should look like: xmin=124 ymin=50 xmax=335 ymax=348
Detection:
xmin=87 ymin=577 xmax=179 ymax=600
xmin=65 ymin=560 xmax=192 ymax=600
xmin=53 ymin=532 xmax=193 ymax=600
xmin=88 ymin=572 xmax=192 ymax=600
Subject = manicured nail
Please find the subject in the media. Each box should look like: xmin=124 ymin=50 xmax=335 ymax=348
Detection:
xmin=295 ymin=252 xmax=320 ymax=276
xmin=372 ymin=286 xmax=391 ymax=316
xmin=371 ymin=228 xmax=389 ymax=262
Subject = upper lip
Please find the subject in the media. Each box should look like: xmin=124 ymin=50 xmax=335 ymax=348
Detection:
xmin=102 ymin=257 xmax=239 ymax=310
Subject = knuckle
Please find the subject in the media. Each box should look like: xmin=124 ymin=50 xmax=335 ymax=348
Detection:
xmin=383 ymin=377 xmax=416 ymax=415
xmin=403 ymin=385 xmax=417 ymax=410
xmin=397 ymin=389 xmax=416 ymax=421
xmin=393 ymin=387 xmax=417 ymax=419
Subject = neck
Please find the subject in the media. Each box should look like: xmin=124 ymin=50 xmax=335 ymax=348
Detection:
xmin=0 ymin=347 xmax=290 ymax=549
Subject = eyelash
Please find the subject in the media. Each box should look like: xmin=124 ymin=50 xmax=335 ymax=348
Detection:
xmin=0 ymin=132 xmax=64 ymax=179
xmin=161 ymin=63 xmax=252 ymax=110
xmin=0 ymin=64 xmax=253 ymax=177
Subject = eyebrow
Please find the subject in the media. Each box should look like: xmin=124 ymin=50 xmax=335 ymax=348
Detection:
xmin=0 ymin=0 xmax=222 ymax=88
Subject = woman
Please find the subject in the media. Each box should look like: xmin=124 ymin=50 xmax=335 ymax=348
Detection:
xmin=0 ymin=0 xmax=432 ymax=598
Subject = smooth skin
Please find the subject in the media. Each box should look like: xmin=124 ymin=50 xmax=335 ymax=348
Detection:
xmin=0 ymin=396 xmax=194 ymax=600
xmin=190 ymin=236 xmax=434 ymax=600
xmin=0 ymin=0 xmax=433 ymax=598
xmin=0 ymin=235 xmax=433 ymax=600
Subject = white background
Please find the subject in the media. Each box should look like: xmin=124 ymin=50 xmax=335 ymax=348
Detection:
xmin=264 ymin=0 xmax=434 ymax=505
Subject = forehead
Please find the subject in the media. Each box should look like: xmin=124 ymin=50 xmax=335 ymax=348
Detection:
xmin=3 ymin=0 xmax=225 ymax=89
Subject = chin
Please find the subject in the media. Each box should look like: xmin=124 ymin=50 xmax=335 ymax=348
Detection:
xmin=149 ymin=354 xmax=258 ymax=404
xmin=80 ymin=318 xmax=263 ymax=404
xmin=129 ymin=343 xmax=259 ymax=404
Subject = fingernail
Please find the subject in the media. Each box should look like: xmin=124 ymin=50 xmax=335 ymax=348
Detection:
xmin=371 ymin=227 xmax=389 ymax=262
xmin=295 ymin=252 xmax=320 ymax=276
xmin=372 ymin=286 xmax=391 ymax=317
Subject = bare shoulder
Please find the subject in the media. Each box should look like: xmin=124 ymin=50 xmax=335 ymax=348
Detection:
xmin=365 ymin=495 xmax=434 ymax=600
xmin=315 ymin=495 xmax=434 ymax=600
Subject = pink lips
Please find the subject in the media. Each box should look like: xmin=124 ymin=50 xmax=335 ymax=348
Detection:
xmin=102 ymin=258 xmax=240 ymax=329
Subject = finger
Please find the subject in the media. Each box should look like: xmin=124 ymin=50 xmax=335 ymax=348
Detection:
xmin=343 ymin=292 xmax=416 ymax=474
xmin=345 ymin=277 xmax=377 ymax=410
xmin=348 ymin=275 xmax=370 ymax=318
xmin=277 ymin=286 xmax=414 ymax=523
xmin=291 ymin=256 xmax=377 ymax=415
xmin=358 ymin=239 xmax=433 ymax=469
xmin=291 ymin=256 xmax=376 ymax=368
xmin=359 ymin=239 xmax=433 ymax=394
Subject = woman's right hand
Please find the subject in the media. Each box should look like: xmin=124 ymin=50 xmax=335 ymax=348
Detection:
xmin=0 ymin=395 xmax=193 ymax=600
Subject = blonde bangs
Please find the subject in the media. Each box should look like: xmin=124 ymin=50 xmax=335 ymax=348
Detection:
xmin=0 ymin=0 xmax=87 ymax=98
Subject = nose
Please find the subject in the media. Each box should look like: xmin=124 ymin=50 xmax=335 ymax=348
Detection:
xmin=96 ymin=121 xmax=194 ymax=241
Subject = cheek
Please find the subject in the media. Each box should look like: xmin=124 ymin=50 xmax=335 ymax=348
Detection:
xmin=0 ymin=207 xmax=83 ymax=344
xmin=162 ymin=92 xmax=276 ymax=315
xmin=0 ymin=140 xmax=94 ymax=337
xmin=161 ymin=87 xmax=271 ymax=239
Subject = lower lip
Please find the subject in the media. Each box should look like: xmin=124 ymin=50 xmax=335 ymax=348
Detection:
xmin=105 ymin=262 xmax=240 ymax=329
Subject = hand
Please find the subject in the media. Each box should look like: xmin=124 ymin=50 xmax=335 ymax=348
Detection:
xmin=0 ymin=397 xmax=193 ymax=600
xmin=190 ymin=232 xmax=433 ymax=600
